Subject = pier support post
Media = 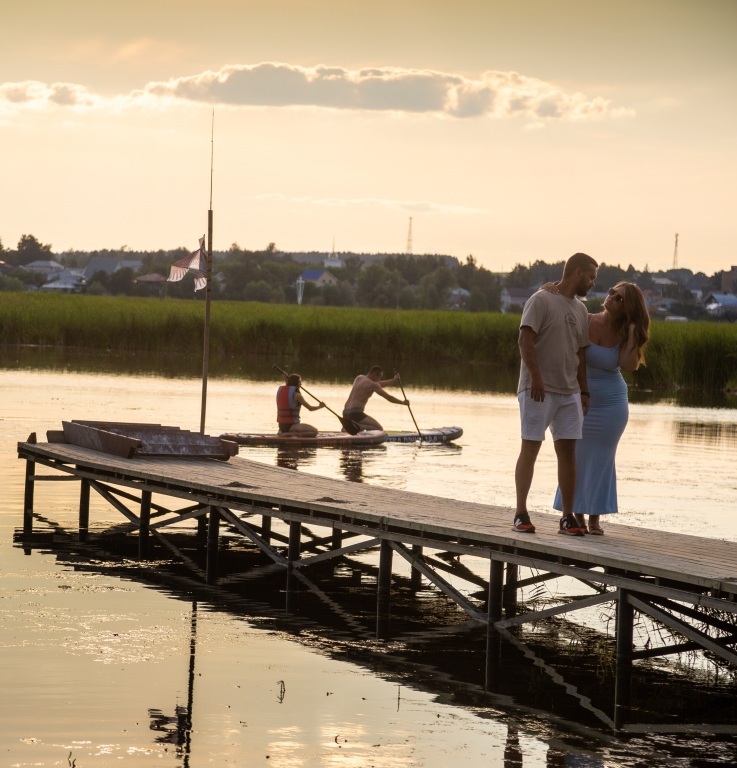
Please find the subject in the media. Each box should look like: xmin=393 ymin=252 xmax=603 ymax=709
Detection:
xmin=376 ymin=539 xmax=393 ymax=638
xmin=286 ymin=521 xmax=302 ymax=612
xmin=138 ymin=490 xmax=151 ymax=560
xmin=79 ymin=478 xmax=90 ymax=543
xmin=196 ymin=514 xmax=207 ymax=546
xmin=410 ymin=545 xmax=423 ymax=590
xmin=331 ymin=526 xmax=343 ymax=551
xmin=614 ymin=589 xmax=634 ymax=730
xmin=23 ymin=457 xmax=36 ymax=537
xmin=206 ymin=506 xmax=220 ymax=584
xmin=485 ymin=559 xmax=504 ymax=691
xmin=503 ymin=563 xmax=519 ymax=615
xmin=262 ymin=514 xmax=272 ymax=545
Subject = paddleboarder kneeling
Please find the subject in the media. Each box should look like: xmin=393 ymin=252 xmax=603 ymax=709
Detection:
xmin=277 ymin=373 xmax=326 ymax=437
xmin=342 ymin=366 xmax=408 ymax=432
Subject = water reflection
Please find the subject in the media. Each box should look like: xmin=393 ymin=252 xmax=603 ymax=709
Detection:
xmin=276 ymin=447 xmax=317 ymax=471
xmin=274 ymin=445 xmax=380 ymax=483
xmin=5 ymin=343 xmax=737 ymax=410
xmin=339 ymin=449 xmax=365 ymax=483
xmin=673 ymin=420 xmax=737 ymax=447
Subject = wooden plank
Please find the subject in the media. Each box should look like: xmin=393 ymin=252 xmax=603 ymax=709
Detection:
xmin=62 ymin=421 xmax=141 ymax=458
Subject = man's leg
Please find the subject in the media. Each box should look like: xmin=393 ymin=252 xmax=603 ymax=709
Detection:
xmin=514 ymin=439 xmax=541 ymax=531
xmin=553 ymin=438 xmax=584 ymax=535
xmin=358 ymin=414 xmax=383 ymax=431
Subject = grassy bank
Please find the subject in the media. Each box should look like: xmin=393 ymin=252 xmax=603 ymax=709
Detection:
xmin=2 ymin=293 xmax=736 ymax=392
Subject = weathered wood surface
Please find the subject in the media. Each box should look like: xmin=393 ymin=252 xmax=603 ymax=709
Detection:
xmin=17 ymin=440 xmax=737 ymax=599
xmin=57 ymin=421 xmax=237 ymax=459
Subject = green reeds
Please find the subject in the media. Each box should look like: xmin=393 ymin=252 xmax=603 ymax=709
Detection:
xmin=2 ymin=293 xmax=737 ymax=392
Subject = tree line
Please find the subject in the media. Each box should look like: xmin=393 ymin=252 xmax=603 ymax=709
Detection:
xmin=0 ymin=233 xmax=726 ymax=317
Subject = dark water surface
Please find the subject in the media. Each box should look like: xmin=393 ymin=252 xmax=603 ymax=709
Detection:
xmin=2 ymin=365 xmax=737 ymax=767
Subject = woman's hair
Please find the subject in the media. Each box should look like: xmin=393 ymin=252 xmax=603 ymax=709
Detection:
xmin=287 ymin=373 xmax=301 ymax=387
xmin=612 ymin=282 xmax=650 ymax=367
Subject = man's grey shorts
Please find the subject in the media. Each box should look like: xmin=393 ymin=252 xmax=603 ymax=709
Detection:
xmin=518 ymin=391 xmax=583 ymax=441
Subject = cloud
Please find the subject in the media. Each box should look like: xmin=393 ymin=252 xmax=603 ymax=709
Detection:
xmin=253 ymin=193 xmax=484 ymax=216
xmin=143 ymin=63 xmax=631 ymax=121
xmin=0 ymin=63 xmax=634 ymax=122
xmin=0 ymin=80 xmax=99 ymax=111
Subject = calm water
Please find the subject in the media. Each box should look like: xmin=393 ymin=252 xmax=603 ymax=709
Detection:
xmin=2 ymin=367 xmax=737 ymax=767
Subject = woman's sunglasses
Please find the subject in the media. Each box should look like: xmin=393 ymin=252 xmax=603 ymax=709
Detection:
xmin=608 ymin=288 xmax=624 ymax=303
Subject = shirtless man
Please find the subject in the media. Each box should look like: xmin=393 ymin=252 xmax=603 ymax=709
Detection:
xmin=342 ymin=366 xmax=409 ymax=431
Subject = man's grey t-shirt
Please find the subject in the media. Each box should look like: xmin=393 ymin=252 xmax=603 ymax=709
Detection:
xmin=517 ymin=290 xmax=590 ymax=395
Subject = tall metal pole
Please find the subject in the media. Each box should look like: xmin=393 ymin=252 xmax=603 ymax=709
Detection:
xmin=673 ymin=233 xmax=679 ymax=270
xmin=200 ymin=111 xmax=214 ymax=434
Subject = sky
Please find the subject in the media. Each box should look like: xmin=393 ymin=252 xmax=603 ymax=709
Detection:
xmin=1 ymin=0 xmax=736 ymax=274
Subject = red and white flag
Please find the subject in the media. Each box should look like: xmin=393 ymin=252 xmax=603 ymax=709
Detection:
xmin=168 ymin=236 xmax=207 ymax=291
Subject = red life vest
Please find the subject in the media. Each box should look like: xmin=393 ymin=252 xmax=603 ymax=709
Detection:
xmin=276 ymin=386 xmax=301 ymax=425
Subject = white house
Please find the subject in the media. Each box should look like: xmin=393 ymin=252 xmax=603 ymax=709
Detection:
xmin=704 ymin=293 xmax=737 ymax=318
xmin=500 ymin=287 xmax=535 ymax=313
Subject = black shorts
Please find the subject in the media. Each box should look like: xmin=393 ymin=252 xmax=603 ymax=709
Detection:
xmin=278 ymin=423 xmax=293 ymax=433
xmin=343 ymin=409 xmax=366 ymax=421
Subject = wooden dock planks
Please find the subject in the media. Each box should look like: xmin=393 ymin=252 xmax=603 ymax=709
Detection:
xmin=17 ymin=439 xmax=737 ymax=599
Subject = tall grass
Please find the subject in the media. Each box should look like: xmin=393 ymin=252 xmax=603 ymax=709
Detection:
xmin=2 ymin=293 xmax=737 ymax=392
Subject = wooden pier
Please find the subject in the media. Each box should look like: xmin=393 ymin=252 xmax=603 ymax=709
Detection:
xmin=17 ymin=435 xmax=737 ymax=733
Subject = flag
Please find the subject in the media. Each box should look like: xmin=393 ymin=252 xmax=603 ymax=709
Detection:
xmin=168 ymin=236 xmax=207 ymax=291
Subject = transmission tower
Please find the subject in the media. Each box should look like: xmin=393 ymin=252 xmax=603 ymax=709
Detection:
xmin=406 ymin=217 xmax=413 ymax=255
xmin=673 ymin=233 xmax=679 ymax=269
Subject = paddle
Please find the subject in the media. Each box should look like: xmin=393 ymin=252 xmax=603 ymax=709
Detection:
xmin=393 ymin=368 xmax=422 ymax=444
xmin=272 ymin=365 xmax=361 ymax=435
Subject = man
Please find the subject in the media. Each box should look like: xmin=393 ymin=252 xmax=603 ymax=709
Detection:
xmin=343 ymin=366 xmax=408 ymax=431
xmin=513 ymin=252 xmax=598 ymax=536
xmin=276 ymin=373 xmax=325 ymax=437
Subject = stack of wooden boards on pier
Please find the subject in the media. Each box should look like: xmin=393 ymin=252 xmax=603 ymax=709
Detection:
xmin=48 ymin=421 xmax=238 ymax=460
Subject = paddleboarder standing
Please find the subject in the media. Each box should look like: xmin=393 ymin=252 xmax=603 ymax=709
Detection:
xmin=342 ymin=366 xmax=408 ymax=431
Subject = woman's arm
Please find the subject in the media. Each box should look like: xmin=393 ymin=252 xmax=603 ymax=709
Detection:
xmin=295 ymin=392 xmax=325 ymax=411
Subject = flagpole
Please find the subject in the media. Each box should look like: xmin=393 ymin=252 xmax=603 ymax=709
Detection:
xmin=200 ymin=111 xmax=214 ymax=434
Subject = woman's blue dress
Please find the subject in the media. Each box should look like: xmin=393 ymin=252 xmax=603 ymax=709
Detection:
xmin=553 ymin=340 xmax=628 ymax=515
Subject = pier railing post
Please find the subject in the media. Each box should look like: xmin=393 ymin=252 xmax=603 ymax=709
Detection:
xmin=486 ymin=559 xmax=504 ymax=691
xmin=138 ymin=490 xmax=152 ymax=560
xmin=79 ymin=478 xmax=90 ymax=543
xmin=206 ymin=506 xmax=220 ymax=584
xmin=614 ymin=588 xmax=634 ymax=731
xmin=376 ymin=539 xmax=393 ymax=638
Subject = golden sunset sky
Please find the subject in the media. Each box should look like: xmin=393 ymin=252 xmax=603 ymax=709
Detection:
xmin=2 ymin=0 xmax=735 ymax=273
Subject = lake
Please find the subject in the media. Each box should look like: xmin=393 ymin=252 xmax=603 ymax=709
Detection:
xmin=2 ymin=365 xmax=736 ymax=767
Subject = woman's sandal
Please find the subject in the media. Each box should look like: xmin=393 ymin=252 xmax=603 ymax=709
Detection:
xmin=588 ymin=527 xmax=604 ymax=535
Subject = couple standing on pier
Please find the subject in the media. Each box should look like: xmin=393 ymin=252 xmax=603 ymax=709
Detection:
xmin=513 ymin=252 xmax=650 ymax=537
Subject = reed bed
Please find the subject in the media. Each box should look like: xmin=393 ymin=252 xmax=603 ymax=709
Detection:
xmin=2 ymin=293 xmax=737 ymax=392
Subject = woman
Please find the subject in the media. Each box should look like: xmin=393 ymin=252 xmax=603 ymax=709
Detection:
xmin=276 ymin=373 xmax=325 ymax=437
xmin=551 ymin=282 xmax=650 ymax=534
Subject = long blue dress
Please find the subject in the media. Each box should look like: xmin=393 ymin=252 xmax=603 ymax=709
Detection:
xmin=553 ymin=339 xmax=628 ymax=515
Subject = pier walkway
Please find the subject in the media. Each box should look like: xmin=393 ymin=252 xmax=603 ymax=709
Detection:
xmin=17 ymin=436 xmax=737 ymax=733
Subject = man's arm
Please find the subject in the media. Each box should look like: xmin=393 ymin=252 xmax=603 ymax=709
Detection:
xmin=379 ymin=373 xmax=401 ymax=388
xmin=376 ymin=386 xmax=408 ymax=405
xmin=518 ymin=326 xmax=544 ymax=402
xmin=576 ymin=348 xmax=590 ymax=416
